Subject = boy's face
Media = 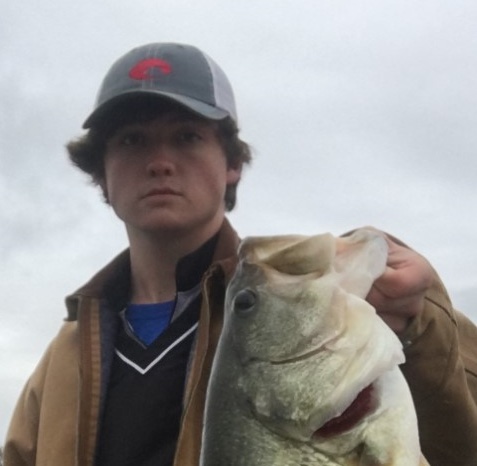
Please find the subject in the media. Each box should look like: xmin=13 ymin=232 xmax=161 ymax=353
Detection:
xmin=100 ymin=108 xmax=241 ymax=241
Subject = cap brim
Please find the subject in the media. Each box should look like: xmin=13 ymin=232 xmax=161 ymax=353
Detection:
xmin=82 ymin=90 xmax=230 ymax=129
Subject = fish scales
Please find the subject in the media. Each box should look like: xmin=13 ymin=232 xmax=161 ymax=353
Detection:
xmin=200 ymin=230 xmax=429 ymax=466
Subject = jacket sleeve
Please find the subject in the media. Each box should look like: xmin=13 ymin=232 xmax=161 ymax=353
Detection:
xmin=399 ymin=272 xmax=477 ymax=466
xmin=4 ymin=322 xmax=80 ymax=466
xmin=4 ymin=343 xmax=52 ymax=466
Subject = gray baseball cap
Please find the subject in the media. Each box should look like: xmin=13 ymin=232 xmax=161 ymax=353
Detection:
xmin=83 ymin=42 xmax=238 ymax=128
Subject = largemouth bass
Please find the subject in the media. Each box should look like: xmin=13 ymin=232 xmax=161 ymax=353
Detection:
xmin=200 ymin=229 xmax=429 ymax=466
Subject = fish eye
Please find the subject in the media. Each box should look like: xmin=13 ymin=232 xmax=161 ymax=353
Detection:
xmin=233 ymin=289 xmax=257 ymax=316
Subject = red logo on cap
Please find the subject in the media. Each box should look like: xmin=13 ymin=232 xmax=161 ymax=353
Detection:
xmin=129 ymin=58 xmax=172 ymax=80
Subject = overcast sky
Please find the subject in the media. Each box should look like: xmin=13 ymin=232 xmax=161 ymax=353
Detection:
xmin=1 ymin=0 xmax=477 ymax=441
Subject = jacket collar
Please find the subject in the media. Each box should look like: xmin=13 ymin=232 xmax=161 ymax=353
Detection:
xmin=65 ymin=218 xmax=241 ymax=321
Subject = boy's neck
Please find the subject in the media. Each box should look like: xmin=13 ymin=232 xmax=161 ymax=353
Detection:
xmin=126 ymin=221 xmax=223 ymax=304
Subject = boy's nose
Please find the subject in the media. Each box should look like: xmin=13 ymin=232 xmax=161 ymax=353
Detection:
xmin=145 ymin=144 xmax=175 ymax=177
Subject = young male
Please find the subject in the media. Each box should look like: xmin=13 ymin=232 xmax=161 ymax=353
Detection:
xmin=4 ymin=42 xmax=477 ymax=466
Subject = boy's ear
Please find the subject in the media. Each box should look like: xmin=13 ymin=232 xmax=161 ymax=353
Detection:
xmin=226 ymin=163 xmax=242 ymax=184
xmin=95 ymin=176 xmax=110 ymax=204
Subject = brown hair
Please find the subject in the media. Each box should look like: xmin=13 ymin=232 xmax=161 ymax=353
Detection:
xmin=67 ymin=98 xmax=252 ymax=211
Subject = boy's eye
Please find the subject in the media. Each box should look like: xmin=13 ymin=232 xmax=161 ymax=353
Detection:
xmin=120 ymin=131 xmax=146 ymax=146
xmin=177 ymin=130 xmax=203 ymax=144
xmin=109 ymin=129 xmax=147 ymax=148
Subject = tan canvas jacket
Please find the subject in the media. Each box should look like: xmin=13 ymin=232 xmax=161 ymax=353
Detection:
xmin=4 ymin=221 xmax=477 ymax=466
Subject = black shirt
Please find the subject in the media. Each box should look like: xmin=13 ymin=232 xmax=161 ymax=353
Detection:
xmin=95 ymin=234 xmax=218 ymax=466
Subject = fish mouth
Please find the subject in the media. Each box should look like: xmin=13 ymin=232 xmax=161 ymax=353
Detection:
xmin=313 ymin=384 xmax=375 ymax=439
xmin=270 ymin=346 xmax=325 ymax=365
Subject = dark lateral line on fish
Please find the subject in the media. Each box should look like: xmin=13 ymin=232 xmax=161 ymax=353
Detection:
xmin=270 ymin=346 xmax=325 ymax=365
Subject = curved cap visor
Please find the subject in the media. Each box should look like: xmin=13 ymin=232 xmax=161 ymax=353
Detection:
xmin=83 ymin=91 xmax=230 ymax=128
xmin=82 ymin=43 xmax=237 ymax=128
